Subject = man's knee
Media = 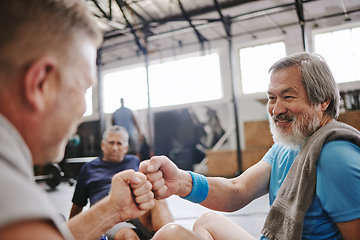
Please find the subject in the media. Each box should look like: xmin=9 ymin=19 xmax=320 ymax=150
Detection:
xmin=113 ymin=227 xmax=139 ymax=240
xmin=194 ymin=211 xmax=220 ymax=229
xmin=153 ymin=223 xmax=190 ymax=240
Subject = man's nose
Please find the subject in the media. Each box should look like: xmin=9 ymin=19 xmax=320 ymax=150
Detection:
xmin=111 ymin=143 xmax=119 ymax=150
xmin=270 ymin=100 xmax=287 ymax=116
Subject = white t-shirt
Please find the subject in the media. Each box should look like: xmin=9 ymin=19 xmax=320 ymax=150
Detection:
xmin=0 ymin=114 xmax=73 ymax=239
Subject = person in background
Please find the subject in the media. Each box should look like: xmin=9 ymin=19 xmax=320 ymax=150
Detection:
xmin=70 ymin=126 xmax=173 ymax=240
xmin=0 ymin=1 xmax=154 ymax=239
xmin=140 ymin=52 xmax=360 ymax=240
xmin=112 ymin=98 xmax=142 ymax=157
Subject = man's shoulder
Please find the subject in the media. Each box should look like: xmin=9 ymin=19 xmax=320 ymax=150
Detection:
xmin=269 ymin=143 xmax=297 ymax=156
xmin=322 ymin=139 xmax=360 ymax=154
xmin=82 ymin=157 xmax=102 ymax=168
xmin=318 ymin=140 xmax=360 ymax=174
xmin=124 ymin=154 xmax=140 ymax=162
xmin=123 ymin=155 xmax=140 ymax=169
xmin=321 ymin=140 xmax=360 ymax=160
xmin=113 ymin=107 xmax=132 ymax=117
xmin=0 ymin=160 xmax=64 ymax=234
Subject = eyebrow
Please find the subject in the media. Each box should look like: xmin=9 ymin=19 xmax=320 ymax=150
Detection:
xmin=107 ymin=140 xmax=123 ymax=144
xmin=268 ymin=87 xmax=298 ymax=96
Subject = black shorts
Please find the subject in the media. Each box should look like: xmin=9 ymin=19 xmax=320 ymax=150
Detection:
xmin=105 ymin=218 xmax=154 ymax=240
xmin=128 ymin=218 xmax=155 ymax=240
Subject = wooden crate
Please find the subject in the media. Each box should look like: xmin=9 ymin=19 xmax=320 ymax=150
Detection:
xmin=242 ymin=120 xmax=273 ymax=171
xmin=338 ymin=110 xmax=360 ymax=131
xmin=207 ymin=150 xmax=239 ymax=177
xmin=244 ymin=120 xmax=273 ymax=148
xmin=241 ymin=147 xmax=270 ymax=171
xmin=206 ymin=148 xmax=270 ymax=175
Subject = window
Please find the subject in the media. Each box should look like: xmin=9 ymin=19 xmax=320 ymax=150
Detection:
xmin=102 ymin=67 xmax=148 ymax=113
xmin=149 ymin=53 xmax=222 ymax=108
xmin=102 ymin=53 xmax=222 ymax=113
xmin=239 ymin=41 xmax=286 ymax=94
xmin=83 ymin=87 xmax=93 ymax=117
xmin=314 ymin=26 xmax=360 ymax=83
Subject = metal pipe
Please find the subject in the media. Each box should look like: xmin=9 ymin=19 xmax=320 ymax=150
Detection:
xmin=97 ymin=49 xmax=105 ymax=135
xmin=214 ymin=0 xmax=242 ymax=174
xmin=340 ymin=0 xmax=351 ymax=21
xmin=295 ymin=0 xmax=306 ymax=51
xmin=144 ymin=46 xmax=154 ymax=148
xmin=228 ymin=28 xmax=242 ymax=175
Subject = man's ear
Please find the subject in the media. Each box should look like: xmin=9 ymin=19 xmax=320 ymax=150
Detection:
xmin=101 ymin=141 xmax=105 ymax=152
xmin=23 ymin=56 xmax=58 ymax=111
xmin=124 ymin=144 xmax=129 ymax=154
xmin=320 ymin=99 xmax=331 ymax=112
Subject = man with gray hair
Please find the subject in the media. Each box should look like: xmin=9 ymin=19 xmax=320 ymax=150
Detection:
xmin=0 ymin=1 xmax=154 ymax=239
xmin=70 ymin=126 xmax=173 ymax=240
xmin=140 ymin=52 xmax=360 ymax=240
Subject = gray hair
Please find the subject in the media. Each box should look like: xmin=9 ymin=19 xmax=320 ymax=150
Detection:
xmin=0 ymin=0 xmax=102 ymax=83
xmin=102 ymin=125 xmax=129 ymax=146
xmin=269 ymin=52 xmax=340 ymax=119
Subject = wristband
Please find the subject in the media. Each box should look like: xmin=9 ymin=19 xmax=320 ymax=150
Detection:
xmin=181 ymin=171 xmax=209 ymax=203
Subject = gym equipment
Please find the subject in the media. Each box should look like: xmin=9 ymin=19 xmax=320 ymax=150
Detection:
xmin=34 ymin=163 xmax=64 ymax=189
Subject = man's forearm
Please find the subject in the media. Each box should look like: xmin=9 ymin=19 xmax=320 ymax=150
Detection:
xmin=67 ymin=197 xmax=119 ymax=240
xmin=176 ymin=170 xmax=193 ymax=197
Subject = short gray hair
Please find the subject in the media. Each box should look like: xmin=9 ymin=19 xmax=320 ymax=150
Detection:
xmin=102 ymin=125 xmax=129 ymax=146
xmin=0 ymin=0 xmax=102 ymax=84
xmin=269 ymin=52 xmax=340 ymax=119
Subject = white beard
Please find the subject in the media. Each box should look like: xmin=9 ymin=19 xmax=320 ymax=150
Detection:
xmin=269 ymin=111 xmax=321 ymax=150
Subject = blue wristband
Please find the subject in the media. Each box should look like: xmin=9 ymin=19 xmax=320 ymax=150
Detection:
xmin=181 ymin=171 xmax=209 ymax=203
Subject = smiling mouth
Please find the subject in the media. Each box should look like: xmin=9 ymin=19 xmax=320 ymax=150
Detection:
xmin=276 ymin=119 xmax=289 ymax=123
xmin=274 ymin=114 xmax=293 ymax=126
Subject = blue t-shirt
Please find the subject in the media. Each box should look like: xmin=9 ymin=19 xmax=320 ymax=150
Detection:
xmin=261 ymin=140 xmax=360 ymax=240
xmin=113 ymin=107 xmax=136 ymax=136
xmin=72 ymin=155 xmax=140 ymax=206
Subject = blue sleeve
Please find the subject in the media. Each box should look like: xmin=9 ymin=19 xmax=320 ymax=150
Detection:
xmin=124 ymin=155 xmax=140 ymax=171
xmin=317 ymin=140 xmax=360 ymax=223
xmin=72 ymin=163 xmax=90 ymax=207
xmin=132 ymin=157 xmax=140 ymax=171
xmin=262 ymin=144 xmax=278 ymax=166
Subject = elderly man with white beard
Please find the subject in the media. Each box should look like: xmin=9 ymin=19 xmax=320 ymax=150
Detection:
xmin=139 ymin=52 xmax=360 ymax=240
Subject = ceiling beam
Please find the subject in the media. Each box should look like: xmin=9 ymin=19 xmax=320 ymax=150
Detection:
xmin=214 ymin=0 xmax=231 ymax=38
xmin=114 ymin=0 xmax=147 ymax=54
xmin=156 ymin=0 xmax=260 ymax=24
xmin=91 ymin=0 xmax=110 ymax=19
xmin=177 ymin=0 xmax=208 ymax=52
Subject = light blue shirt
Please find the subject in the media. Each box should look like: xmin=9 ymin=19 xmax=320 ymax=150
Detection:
xmin=112 ymin=106 xmax=137 ymax=136
xmin=260 ymin=140 xmax=360 ymax=239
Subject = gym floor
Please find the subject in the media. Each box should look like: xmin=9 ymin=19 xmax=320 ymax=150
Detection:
xmin=42 ymin=180 xmax=269 ymax=238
